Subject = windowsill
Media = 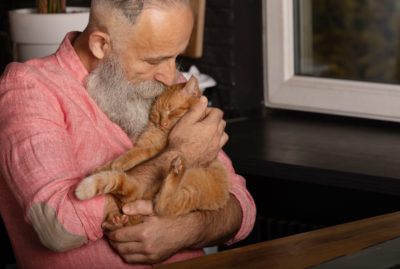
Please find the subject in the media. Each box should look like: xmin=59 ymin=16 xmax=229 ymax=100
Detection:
xmin=224 ymin=108 xmax=400 ymax=196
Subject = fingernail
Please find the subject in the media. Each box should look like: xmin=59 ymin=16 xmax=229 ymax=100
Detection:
xmin=122 ymin=205 xmax=131 ymax=214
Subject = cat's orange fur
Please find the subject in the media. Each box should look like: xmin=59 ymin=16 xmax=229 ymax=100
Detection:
xmin=75 ymin=76 xmax=231 ymax=230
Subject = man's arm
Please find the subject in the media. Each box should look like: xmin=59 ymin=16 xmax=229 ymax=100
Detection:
xmin=0 ymin=77 xmax=107 ymax=252
xmin=172 ymin=194 xmax=243 ymax=249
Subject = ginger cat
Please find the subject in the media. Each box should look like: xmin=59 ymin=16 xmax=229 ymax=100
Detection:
xmin=75 ymin=76 xmax=231 ymax=230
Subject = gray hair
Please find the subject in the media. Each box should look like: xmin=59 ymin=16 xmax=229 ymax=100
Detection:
xmin=88 ymin=0 xmax=191 ymax=52
xmin=91 ymin=0 xmax=190 ymax=25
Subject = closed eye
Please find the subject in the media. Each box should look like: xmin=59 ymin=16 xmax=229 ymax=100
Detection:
xmin=146 ymin=59 xmax=163 ymax=65
xmin=144 ymin=56 xmax=174 ymax=66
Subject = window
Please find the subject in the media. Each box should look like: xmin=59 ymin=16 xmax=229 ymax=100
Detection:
xmin=264 ymin=0 xmax=400 ymax=121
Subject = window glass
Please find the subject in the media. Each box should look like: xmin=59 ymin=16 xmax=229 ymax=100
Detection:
xmin=295 ymin=0 xmax=400 ymax=84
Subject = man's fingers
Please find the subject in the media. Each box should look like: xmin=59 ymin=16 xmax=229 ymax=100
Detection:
xmin=108 ymin=240 xmax=158 ymax=263
xmin=109 ymin=230 xmax=159 ymax=263
xmin=180 ymin=96 xmax=208 ymax=124
xmin=202 ymin=107 xmax=224 ymax=125
xmin=106 ymin=223 xmax=143 ymax=242
xmin=217 ymin=119 xmax=226 ymax=134
xmin=109 ymin=240 xmax=143 ymax=255
xmin=122 ymin=200 xmax=154 ymax=216
xmin=220 ymin=132 xmax=229 ymax=148
xmin=121 ymin=254 xmax=154 ymax=264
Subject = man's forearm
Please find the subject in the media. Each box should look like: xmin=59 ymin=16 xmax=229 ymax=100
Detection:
xmin=183 ymin=194 xmax=243 ymax=249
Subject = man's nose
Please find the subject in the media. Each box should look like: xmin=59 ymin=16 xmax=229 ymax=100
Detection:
xmin=154 ymin=59 xmax=176 ymax=86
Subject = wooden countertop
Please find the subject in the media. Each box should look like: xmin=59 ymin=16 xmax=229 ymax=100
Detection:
xmin=160 ymin=211 xmax=400 ymax=269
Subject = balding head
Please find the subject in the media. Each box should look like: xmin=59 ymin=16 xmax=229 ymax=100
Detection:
xmin=81 ymin=0 xmax=192 ymax=63
xmin=88 ymin=0 xmax=190 ymax=39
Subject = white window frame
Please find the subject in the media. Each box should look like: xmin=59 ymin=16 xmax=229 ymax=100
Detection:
xmin=263 ymin=0 xmax=400 ymax=122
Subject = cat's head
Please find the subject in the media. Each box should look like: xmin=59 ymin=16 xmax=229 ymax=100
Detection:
xmin=150 ymin=76 xmax=202 ymax=131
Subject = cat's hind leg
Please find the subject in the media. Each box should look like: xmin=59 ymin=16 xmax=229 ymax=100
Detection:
xmin=155 ymin=160 xmax=231 ymax=217
xmin=154 ymin=156 xmax=187 ymax=216
xmin=75 ymin=171 xmax=140 ymax=201
xmin=91 ymin=161 xmax=113 ymax=174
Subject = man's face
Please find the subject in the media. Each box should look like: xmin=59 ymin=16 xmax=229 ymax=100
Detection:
xmin=86 ymin=4 xmax=194 ymax=138
xmin=117 ymin=4 xmax=194 ymax=86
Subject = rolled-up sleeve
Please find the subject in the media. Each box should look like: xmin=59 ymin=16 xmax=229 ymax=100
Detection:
xmin=0 ymin=76 xmax=104 ymax=252
xmin=218 ymin=151 xmax=256 ymax=245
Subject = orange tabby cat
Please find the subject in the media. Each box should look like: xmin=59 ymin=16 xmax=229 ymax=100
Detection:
xmin=75 ymin=76 xmax=231 ymax=230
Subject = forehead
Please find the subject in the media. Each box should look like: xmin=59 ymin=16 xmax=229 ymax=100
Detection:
xmin=125 ymin=5 xmax=194 ymax=57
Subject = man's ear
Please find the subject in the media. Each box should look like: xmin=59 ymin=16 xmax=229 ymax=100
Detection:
xmin=88 ymin=31 xmax=111 ymax=60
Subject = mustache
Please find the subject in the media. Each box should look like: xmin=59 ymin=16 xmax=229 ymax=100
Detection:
xmin=85 ymin=53 xmax=171 ymax=137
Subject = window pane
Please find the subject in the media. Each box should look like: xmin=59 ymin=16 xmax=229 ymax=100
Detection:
xmin=295 ymin=0 xmax=400 ymax=84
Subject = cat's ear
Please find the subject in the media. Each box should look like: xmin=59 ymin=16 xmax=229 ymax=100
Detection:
xmin=183 ymin=76 xmax=201 ymax=97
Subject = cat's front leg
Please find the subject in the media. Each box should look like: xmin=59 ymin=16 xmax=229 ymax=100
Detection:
xmin=91 ymin=147 xmax=158 ymax=174
xmin=110 ymin=146 xmax=160 ymax=172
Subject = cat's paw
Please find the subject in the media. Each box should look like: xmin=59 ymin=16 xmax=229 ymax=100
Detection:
xmin=102 ymin=213 xmax=129 ymax=231
xmin=170 ymin=156 xmax=186 ymax=176
xmin=75 ymin=174 xmax=102 ymax=200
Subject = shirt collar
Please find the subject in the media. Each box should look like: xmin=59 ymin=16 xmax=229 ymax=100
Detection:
xmin=55 ymin=31 xmax=89 ymax=85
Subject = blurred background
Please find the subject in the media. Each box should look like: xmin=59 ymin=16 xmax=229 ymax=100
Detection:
xmin=0 ymin=0 xmax=264 ymax=120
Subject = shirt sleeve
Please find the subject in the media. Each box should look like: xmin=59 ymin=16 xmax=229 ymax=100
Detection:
xmin=0 ymin=72 xmax=104 ymax=252
xmin=218 ymin=151 xmax=256 ymax=245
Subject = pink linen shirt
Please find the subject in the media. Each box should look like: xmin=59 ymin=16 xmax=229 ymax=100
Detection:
xmin=0 ymin=32 xmax=256 ymax=269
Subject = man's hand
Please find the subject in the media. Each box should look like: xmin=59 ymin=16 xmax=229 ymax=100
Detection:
xmin=167 ymin=96 xmax=229 ymax=167
xmin=105 ymin=200 xmax=196 ymax=264
xmin=105 ymin=195 xmax=242 ymax=265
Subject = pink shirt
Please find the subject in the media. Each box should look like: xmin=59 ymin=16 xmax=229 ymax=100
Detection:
xmin=0 ymin=32 xmax=256 ymax=269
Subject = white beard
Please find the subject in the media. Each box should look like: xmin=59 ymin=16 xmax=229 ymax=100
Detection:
xmin=86 ymin=54 xmax=166 ymax=138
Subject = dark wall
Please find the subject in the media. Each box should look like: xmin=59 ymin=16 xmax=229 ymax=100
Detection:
xmin=179 ymin=0 xmax=264 ymax=119
xmin=0 ymin=0 xmax=264 ymax=119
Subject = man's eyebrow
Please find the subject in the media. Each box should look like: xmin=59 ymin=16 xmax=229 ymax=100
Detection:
xmin=144 ymin=55 xmax=174 ymax=62
xmin=144 ymin=46 xmax=189 ymax=62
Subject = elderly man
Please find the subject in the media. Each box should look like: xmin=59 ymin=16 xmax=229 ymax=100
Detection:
xmin=0 ymin=0 xmax=256 ymax=268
